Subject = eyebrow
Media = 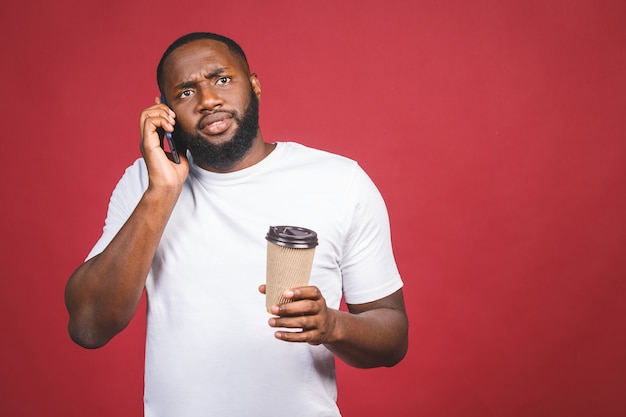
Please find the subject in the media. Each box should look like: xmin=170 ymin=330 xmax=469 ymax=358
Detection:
xmin=174 ymin=68 xmax=228 ymax=90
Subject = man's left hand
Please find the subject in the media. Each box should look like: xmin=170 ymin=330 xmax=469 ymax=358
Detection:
xmin=259 ymin=285 xmax=338 ymax=345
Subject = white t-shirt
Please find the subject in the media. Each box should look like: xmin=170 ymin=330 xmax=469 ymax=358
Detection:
xmin=88 ymin=142 xmax=403 ymax=417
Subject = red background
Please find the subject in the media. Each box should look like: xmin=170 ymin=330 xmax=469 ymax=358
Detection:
xmin=1 ymin=1 xmax=625 ymax=416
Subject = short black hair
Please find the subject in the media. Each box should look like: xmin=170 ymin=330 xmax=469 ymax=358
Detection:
xmin=156 ymin=32 xmax=249 ymax=95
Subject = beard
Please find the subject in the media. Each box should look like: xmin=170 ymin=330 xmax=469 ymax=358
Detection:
xmin=174 ymin=88 xmax=260 ymax=171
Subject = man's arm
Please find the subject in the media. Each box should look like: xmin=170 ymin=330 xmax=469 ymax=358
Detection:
xmin=65 ymin=99 xmax=186 ymax=348
xmin=265 ymin=287 xmax=409 ymax=368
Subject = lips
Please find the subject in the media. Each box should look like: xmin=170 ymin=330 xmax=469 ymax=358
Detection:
xmin=198 ymin=112 xmax=234 ymax=135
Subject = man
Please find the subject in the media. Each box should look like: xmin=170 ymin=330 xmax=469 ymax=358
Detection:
xmin=65 ymin=32 xmax=408 ymax=416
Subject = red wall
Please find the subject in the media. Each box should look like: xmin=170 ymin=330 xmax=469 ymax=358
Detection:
xmin=1 ymin=1 xmax=625 ymax=416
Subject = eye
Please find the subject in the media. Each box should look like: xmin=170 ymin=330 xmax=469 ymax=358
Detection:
xmin=216 ymin=76 xmax=232 ymax=85
xmin=179 ymin=90 xmax=194 ymax=99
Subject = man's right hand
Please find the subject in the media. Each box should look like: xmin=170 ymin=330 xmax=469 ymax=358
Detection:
xmin=140 ymin=97 xmax=189 ymax=191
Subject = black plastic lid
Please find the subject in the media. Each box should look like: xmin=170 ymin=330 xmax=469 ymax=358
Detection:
xmin=265 ymin=226 xmax=318 ymax=249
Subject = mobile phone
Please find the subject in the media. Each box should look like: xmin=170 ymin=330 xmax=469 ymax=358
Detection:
xmin=160 ymin=95 xmax=180 ymax=164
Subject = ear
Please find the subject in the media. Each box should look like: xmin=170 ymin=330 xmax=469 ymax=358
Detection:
xmin=250 ymin=73 xmax=262 ymax=101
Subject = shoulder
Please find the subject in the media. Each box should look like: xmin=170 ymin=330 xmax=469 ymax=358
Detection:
xmin=125 ymin=157 xmax=148 ymax=176
xmin=278 ymin=142 xmax=360 ymax=173
xmin=111 ymin=158 xmax=149 ymax=196
xmin=120 ymin=158 xmax=149 ymax=182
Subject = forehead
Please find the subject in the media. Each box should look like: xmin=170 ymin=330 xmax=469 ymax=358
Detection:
xmin=162 ymin=39 xmax=248 ymax=88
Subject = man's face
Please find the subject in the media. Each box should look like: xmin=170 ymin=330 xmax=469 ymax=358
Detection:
xmin=174 ymin=88 xmax=259 ymax=171
xmin=161 ymin=39 xmax=261 ymax=170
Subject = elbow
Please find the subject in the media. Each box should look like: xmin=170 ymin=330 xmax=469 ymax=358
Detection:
xmin=70 ymin=335 xmax=107 ymax=350
xmin=67 ymin=313 xmax=126 ymax=349
xmin=383 ymin=338 xmax=409 ymax=367
xmin=383 ymin=317 xmax=409 ymax=367
xmin=65 ymin=290 xmax=127 ymax=349
xmin=349 ymin=332 xmax=409 ymax=369
xmin=68 ymin=320 xmax=110 ymax=349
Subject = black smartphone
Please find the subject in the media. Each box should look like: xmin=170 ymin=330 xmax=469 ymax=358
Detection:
xmin=160 ymin=95 xmax=180 ymax=164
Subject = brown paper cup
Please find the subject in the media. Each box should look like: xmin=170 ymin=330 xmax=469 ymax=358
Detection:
xmin=265 ymin=243 xmax=316 ymax=312
xmin=265 ymin=226 xmax=318 ymax=313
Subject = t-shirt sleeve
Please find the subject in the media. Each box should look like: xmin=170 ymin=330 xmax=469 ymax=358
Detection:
xmin=339 ymin=165 xmax=403 ymax=305
xmin=85 ymin=159 xmax=149 ymax=261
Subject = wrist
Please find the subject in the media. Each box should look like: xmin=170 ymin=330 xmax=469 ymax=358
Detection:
xmin=322 ymin=308 xmax=346 ymax=346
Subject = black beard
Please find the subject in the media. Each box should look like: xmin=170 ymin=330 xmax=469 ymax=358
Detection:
xmin=174 ymin=88 xmax=259 ymax=171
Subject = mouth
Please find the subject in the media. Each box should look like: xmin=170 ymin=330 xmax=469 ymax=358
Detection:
xmin=198 ymin=112 xmax=234 ymax=135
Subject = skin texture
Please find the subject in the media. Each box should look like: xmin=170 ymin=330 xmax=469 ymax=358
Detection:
xmin=65 ymin=39 xmax=408 ymax=368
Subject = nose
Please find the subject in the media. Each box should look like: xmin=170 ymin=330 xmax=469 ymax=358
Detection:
xmin=197 ymin=85 xmax=223 ymax=112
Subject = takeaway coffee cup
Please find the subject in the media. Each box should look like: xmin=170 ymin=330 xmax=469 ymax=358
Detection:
xmin=265 ymin=225 xmax=318 ymax=313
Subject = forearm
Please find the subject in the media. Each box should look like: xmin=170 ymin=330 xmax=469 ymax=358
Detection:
xmin=65 ymin=186 xmax=180 ymax=348
xmin=324 ymin=303 xmax=409 ymax=368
